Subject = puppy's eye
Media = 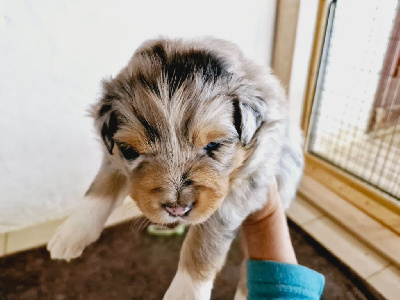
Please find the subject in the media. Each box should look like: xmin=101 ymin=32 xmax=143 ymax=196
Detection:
xmin=203 ymin=142 xmax=222 ymax=157
xmin=117 ymin=143 xmax=139 ymax=161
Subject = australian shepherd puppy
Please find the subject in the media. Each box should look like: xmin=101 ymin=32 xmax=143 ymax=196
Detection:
xmin=48 ymin=37 xmax=303 ymax=300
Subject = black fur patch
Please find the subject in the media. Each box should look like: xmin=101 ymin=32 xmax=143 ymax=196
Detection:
xmin=117 ymin=142 xmax=139 ymax=161
xmin=181 ymin=172 xmax=194 ymax=186
xmin=151 ymin=42 xmax=167 ymax=63
xmin=137 ymin=72 xmax=160 ymax=97
xmin=232 ymin=100 xmax=242 ymax=141
xmin=166 ymin=50 xmax=226 ymax=97
xmin=140 ymin=44 xmax=229 ymax=98
xmin=99 ymin=104 xmax=112 ymax=117
xmin=101 ymin=111 xmax=119 ymax=154
xmin=137 ymin=115 xmax=160 ymax=142
xmin=204 ymin=142 xmax=222 ymax=159
xmin=123 ymin=103 xmax=160 ymax=143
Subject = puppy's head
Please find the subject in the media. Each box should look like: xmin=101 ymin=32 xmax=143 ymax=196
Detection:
xmin=92 ymin=39 xmax=264 ymax=225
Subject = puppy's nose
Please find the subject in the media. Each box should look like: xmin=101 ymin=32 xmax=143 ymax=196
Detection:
xmin=163 ymin=202 xmax=194 ymax=217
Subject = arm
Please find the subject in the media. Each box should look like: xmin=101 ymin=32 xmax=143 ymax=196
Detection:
xmin=242 ymin=178 xmax=297 ymax=263
xmin=242 ymin=179 xmax=325 ymax=300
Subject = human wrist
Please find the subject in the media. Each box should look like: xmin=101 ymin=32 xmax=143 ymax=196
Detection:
xmin=243 ymin=200 xmax=297 ymax=264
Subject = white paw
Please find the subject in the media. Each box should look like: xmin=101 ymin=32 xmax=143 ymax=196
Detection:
xmin=47 ymin=216 xmax=102 ymax=261
xmin=164 ymin=270 xmax=213 ymax=300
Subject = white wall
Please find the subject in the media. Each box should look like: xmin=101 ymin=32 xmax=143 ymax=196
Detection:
xmin=0 ymin=0 xmax=277 ymax=231
xmin=288 ymin=0 xmax=318 ymax=126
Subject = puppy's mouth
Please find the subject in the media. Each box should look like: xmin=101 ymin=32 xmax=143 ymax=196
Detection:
xmin=161 ymin=202 xmax=195 ymax=218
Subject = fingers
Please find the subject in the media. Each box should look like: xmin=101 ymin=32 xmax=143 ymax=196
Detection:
xmin=243 ymin=177 xmax=281 ymax=226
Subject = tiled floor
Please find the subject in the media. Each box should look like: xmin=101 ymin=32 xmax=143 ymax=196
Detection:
xmin=0 ymin=218 xmax=383 ymax=300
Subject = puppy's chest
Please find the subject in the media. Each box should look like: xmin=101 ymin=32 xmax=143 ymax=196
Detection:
xmin=223 ymin=172 xmax=268 ymax=211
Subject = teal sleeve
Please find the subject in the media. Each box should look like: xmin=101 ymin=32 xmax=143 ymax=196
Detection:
xmin=247 ymin=260 xmax=325 ymax=299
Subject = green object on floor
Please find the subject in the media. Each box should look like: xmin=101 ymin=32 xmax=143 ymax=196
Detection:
xmin=147 ymin=224 xmax=187 ymax=236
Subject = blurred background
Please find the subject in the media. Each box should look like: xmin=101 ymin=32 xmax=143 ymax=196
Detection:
xmin=1 ymin=0 xmax=399 ymax=299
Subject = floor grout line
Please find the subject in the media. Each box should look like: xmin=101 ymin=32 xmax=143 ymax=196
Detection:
xmin=366 ymin=263 xmax=393 ymax=280
xmin=299 ymin=214 xmax=326 ymax=227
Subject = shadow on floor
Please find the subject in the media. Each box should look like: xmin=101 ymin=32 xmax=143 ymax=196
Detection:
xmin=0 ymin=218 xmax=382 ymax=299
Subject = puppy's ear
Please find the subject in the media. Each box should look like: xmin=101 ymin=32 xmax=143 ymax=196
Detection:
xmin=91 ymin=101 xmax=119 ymax=155
xmin=233 ymin=99 xmax=263 ymax=146
xmin=90 ymin=77 xmax=123 ymax=155
xmin=100 ymin=110 xmax=119 ymax=154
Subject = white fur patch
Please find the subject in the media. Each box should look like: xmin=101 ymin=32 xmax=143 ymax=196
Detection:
xmin=47 ymin=196 xmax=116 ymax=261
xmin=163 ymin=270 xmax=213 ymax=300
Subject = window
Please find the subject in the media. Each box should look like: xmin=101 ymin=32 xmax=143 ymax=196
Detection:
xmin=307 ymin=0 xmax=400 ymax=201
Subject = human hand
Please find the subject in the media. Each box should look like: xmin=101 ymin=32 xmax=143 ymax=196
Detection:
xmin=241 ymin=178 xmax=298 ymax=264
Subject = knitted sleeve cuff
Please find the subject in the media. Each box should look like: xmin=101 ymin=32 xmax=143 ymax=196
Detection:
xmin=247 ymin=260 xmax=325 ymax=299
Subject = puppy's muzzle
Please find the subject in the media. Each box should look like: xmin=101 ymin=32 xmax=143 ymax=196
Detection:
xmin=162 ymin=202 xmax=195 ymax=217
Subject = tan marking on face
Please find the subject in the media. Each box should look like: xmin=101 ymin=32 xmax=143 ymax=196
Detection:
xmin=192 ymin=126 xmax=229 ymax=147
xmin=229 ymin=144 xmax=250 ymax=181
xmin=129 ymin=157 xmax=230 ymax=224
xmin=129 ymin=162 xmax=171 ymax=222
xmin=113 ymin=129 xmax=151 ymax=154
xmin=182 ymin=163 xmax=230 ymax=223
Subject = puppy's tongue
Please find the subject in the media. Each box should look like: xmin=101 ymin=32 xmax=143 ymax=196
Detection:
xmin=165 ymin=206 xmax=189 ymax=216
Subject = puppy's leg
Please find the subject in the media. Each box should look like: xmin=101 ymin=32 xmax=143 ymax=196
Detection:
xmin=47 ymin=158 xmax=127 ymax=261
xmin=234 ymin=229 xmax=248 ymax=300
xmin=234 ymin=259 xmax=247 ymax=300
xmin=163 ymin=217 xmax=238 ymax=300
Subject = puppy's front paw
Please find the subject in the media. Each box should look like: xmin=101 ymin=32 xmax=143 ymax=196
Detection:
xmin=164 ymin=270 xmax=213 ymax=300
xmin=47 ymin=216 xmax=102 ymax=261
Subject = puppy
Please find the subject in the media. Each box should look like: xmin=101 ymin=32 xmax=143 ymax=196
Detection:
xmin=47 ymin=37 xmax=303 ymax=299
